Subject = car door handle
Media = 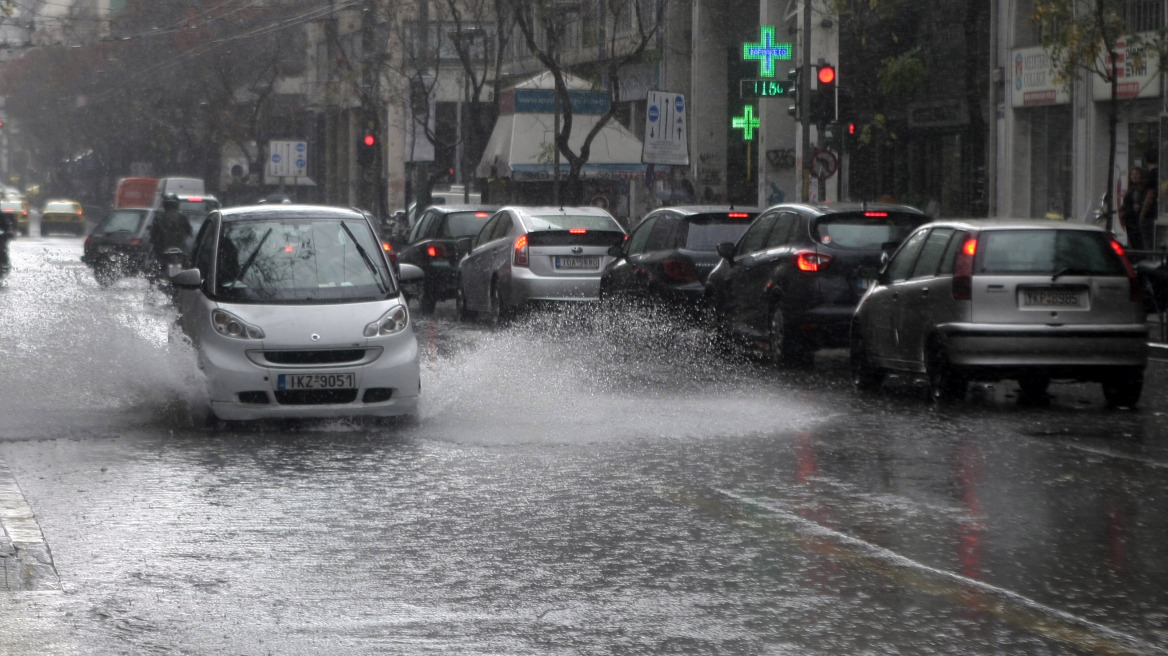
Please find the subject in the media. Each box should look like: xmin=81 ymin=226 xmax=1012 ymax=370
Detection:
xmin=920 ymin=288 xmax=930 ymax=297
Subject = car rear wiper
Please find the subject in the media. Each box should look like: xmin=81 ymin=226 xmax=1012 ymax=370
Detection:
xmin=339 ymin=222 xmax=388 ymax=295
xmin=231 ymin=228 xmax=273 ymax=288
xmin=1051 ymin=267 xmax=1093 ymax=281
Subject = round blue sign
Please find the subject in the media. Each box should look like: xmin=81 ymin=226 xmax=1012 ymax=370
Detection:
xmin=271 ymin=153 xmax=282 ymax=163
xmin=648 ymin=105 xmax=660 ymax=122
xmin=675 ymin=96 xmax=685 ymax=113
xmin=295 ymin=159 xmax=306 ymax=168
xmin=296 ymin=142 xmax=306 ymax=152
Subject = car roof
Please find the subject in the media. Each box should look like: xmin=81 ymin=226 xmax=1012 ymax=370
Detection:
xmin=771 ymin=201 xmax=928 ymax=216
xmin=500 ymin=205 xmax=615 ymax=217
xmin=644 ymin=205 xmax=766 ymax=216
xmin=424 ymin=204 xmax=501 ymax=214
xmin=921 ymin=218 xmax=1108 ymax=233
xmin=219 ymin=204 xmax=369 ymax=222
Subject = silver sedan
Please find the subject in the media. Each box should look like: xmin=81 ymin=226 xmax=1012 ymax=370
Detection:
xmin=456 ymin=206 xmax=626 ymax=322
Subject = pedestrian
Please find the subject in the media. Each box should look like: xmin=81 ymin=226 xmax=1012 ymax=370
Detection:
xmin=1138 ymin=149 xmax=1159 ymax=250
xmin=1120 ymin=166 xmax=1145 ymax=249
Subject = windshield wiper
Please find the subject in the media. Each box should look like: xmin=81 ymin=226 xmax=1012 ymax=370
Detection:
xmin=231 ymin=228 xmax=272 ymax=288
xmin=1051 ymin=267 xmax=1094 ymax=281
xmin=339 ymin=222 xmax=388 ymax=295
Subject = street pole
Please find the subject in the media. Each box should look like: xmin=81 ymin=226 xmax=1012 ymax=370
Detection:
xmin=801 ymin=0 xmax=812 ymax=202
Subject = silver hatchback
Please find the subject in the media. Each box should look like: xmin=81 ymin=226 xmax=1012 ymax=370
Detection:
xmin=851 ymin=220 xmax=1148 ymax=405
xmin=455 ymin=206 xmax=626 ymax=322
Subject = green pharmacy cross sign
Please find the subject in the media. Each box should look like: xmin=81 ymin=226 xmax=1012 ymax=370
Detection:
xmin=732 ymin=105 xmax=761 ymax=140
xmin=743 ymin=26 xmax=792 ymax=78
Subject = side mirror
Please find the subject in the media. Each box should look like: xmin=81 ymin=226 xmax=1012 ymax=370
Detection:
xmin=879 ymin=241 xmax=899 ymax=267
xmin=716 ymin=242 xmax=737 ymax=263
xmin=171 ymin=268 xmax=202 ymax=289
xmin=455 ymin=237 xmax=472 ymax=257
xmin=398 ymin=263 xmax=425 ymax=283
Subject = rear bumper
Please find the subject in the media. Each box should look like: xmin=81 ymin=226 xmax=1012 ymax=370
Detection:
xmin=938 ymin=323 xmax=1149 ymax=369
xmin=510 ymin=269 xmax=603 ymax=303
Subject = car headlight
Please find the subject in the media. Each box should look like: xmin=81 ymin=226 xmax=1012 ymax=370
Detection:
xmin=364 ymin=304 xmax=409 ymax=337
xmin=211 ymin=309 xmax=265 ymax=340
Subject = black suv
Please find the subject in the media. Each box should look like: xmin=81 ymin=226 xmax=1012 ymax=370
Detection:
xmin=704 ymin=202 xmax=930 ymax=365
xmin=600 ymin=206 xmax=761 ymax=309
xmin=396 ymin=204 xmax=499 ymax=313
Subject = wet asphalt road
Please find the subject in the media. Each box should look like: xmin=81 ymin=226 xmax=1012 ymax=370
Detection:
xmin=2 ymin=234 xmax=1168 ymax=655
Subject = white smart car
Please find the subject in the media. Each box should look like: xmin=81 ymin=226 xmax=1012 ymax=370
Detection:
xmin=172 ymin=205 xmax=424 ymax=421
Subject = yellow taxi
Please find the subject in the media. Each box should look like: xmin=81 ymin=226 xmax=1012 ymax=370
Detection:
xmin=41 ymin=200 xmax=85 ymax=236
xmin=1 ymin=198 xmax=29 ymax=236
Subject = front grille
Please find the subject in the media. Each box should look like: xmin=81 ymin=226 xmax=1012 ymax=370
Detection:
xmin=264 ymin=349 xmax=366 ymax=365
xmin=274 ymin=389 xmax=359 ymax=405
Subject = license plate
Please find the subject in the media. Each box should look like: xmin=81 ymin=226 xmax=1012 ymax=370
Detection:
xmin=1019 ymin=288 xmax=1087 ymax=308
xmin=97 ymin=245 xmax=113 ymax=253
xmin=277 ymin=373 xmax=355 ymax=390
xmin=555 ymin=256 xmax=600 ymax=270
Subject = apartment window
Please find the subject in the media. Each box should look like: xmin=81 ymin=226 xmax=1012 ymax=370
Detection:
xmin=1126 ymin=0 xmax=1163 ymax=32
xmin=610 ymin=0 xmax=635 ymax=36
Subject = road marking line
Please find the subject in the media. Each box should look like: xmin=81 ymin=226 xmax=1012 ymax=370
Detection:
xmin=713 ymin=488 xmax=1168 ymax=656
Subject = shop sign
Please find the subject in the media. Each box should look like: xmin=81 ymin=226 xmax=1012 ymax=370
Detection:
xmin=1093 ymin=34 xmax=1161 ymax=101
xmin=1011 ymin=46 xmax=1070 ymax=107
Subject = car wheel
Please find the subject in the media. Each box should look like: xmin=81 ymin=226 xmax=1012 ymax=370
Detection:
xmin=1017 ymin=374 xmax=1050 ymax=399
xmin=926 ymin=340 xmax=966 ymax=403
xmin=850 ymin=325 xmax=885 ymax=392
xmin=488 ymin=280 xmax=509 ymax=326
xmin=1101 ymin=368 xmax=1143 ymax=407
xmin=768 ymin=303 xmax=810 ymax=367
xmin=455 ymin=279 xmax=472 ymax=322
xmin=417 ymin=281 xmax=437 ymax=314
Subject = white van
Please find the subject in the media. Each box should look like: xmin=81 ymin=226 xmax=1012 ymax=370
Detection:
xmin=154 ymin=177 xmax=205 ymax=207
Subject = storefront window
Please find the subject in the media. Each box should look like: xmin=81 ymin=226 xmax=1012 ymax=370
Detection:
xmin=1030 ymin=106 xmax=1073 ymax=219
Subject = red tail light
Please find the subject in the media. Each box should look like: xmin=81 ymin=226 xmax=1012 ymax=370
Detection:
xmin=663 ymin=257 xmax=699 ymax=281
xmin=728 ymin=212 xmax=750 ymax=218
xmin=794 ymin=250 xmax=832 ymax=272
xmin=1110 ymin=239 xmax=1141 ymax=301
xmin=129 ymin=238 xmax=141 ymax=245
xmin=569 ymin=228 xmax=587 ymax=234
xmin=427 ymin=244 xmax=448 ymax=258
xmin=381 ymin=241 xmax=397 ymax=264
xmin=187 ymin=196 xmax=203 ymax=202
xmin=76 ymin=209 xmax=83 ymax=215
xmin=953 ymin=236 xmax=977 ymax=300
xmin=474 ymin=212 xmax=490 ymax=218
xmin=863 ymin=211 xmax=889 ymax=217
xmin=513 ymin=234 xmax=529 ymax=267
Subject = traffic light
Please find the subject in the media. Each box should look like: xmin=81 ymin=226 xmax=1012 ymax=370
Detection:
xmin=786 ymin=67 xmax=801 ymax=120
xmin=357 ymin=131 xmax=377 ymax=167
xmin=811 ymin=63 xmax=836 ymax=124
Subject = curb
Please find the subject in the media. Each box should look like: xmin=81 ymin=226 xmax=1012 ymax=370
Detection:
xmin=0 ymin=458 xmax=60 ymax=592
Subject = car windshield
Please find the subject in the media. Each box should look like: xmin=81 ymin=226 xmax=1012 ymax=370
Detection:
xmin=97 ymin=210 xmax=147 ymax=234
xmin=977 ymin=229 xmax=1127 ymax=276
xmin=439 ymin=211 xmax=492 ymax=238
xmin=683 ymin=215 xmax=756 ymax=251
xmin=812 ymin=211 xmax=926 ymax=249
xmin=214 ymin=217 xmax=395 ymax=303
xmin=527 ymin=214 xmax=622 ymax=232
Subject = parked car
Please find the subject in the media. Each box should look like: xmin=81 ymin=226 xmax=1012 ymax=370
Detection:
xmin=850 ymin=220 xmax=1148 ymax=405
xmin=82 ymin=207 xmax=155 ymax=286
xmin=600 ymin=206 xmax=761 ymax=310
xmin=171 ymin=204 xmax=424 ymax=421
xmin=456 ymin=206 xmax=627 ymax=323
xmin=1 ymin=199 xmax=29 ymax=236
xmin=705 ymin=202 xmax=930 ymax=365
xmin=40 ymin=200 xmax=86 ymax=236
xmin=396 ymin=204 xmax=499 ymax=313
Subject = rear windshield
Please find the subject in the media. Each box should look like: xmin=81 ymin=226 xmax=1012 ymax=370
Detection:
xmin=682 ymin=215 xmax=756 ymax=251
xmin=97 ymin=210 xmax=147 ymax=234
xmin=45 ymin=202 xmax=78 ymax=213
xmin=440 ymin=211 xmax=492 ymax=238
xmin=977 ymin=229 xmax=1127 ymax=276
xmin=215 ymin=217 xmax=395 ymax=303
xmin=528 ymin=214 xmax=623 ymax=232
xmin=812 ymin=211 xmax=927 ymax=250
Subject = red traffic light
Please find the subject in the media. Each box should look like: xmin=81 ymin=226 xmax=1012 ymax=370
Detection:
xmin=848 ymin=122 xmax=856 ymax=135
xmin=363 ymin=133 xmax=376 ymax=147
xmin=817 ymin=65 xmax=836 ymax=85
